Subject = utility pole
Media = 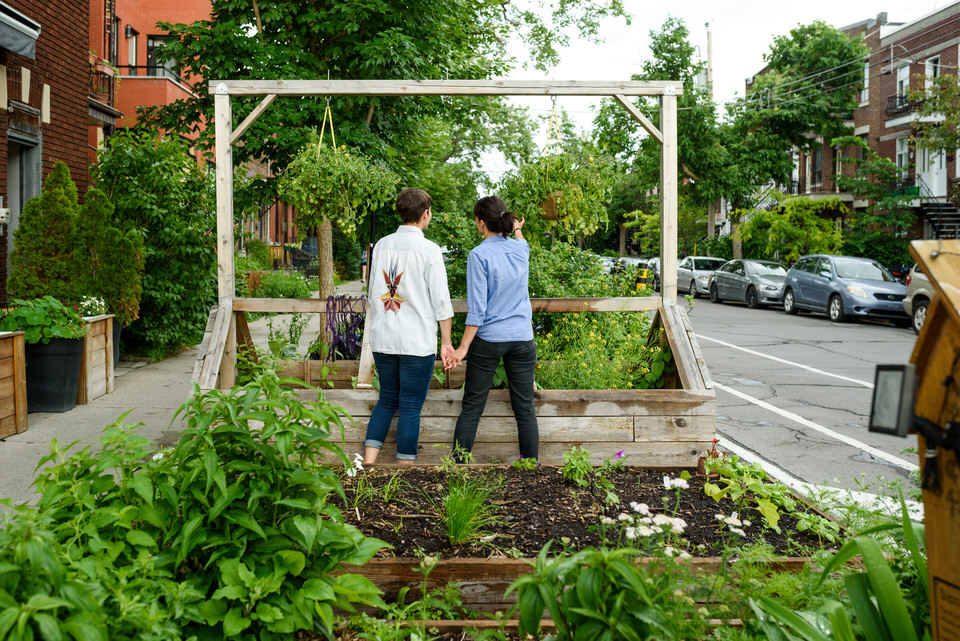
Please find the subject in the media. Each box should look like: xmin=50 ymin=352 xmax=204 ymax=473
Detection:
xmin=705 ymin=22 xmax=717 ymax=240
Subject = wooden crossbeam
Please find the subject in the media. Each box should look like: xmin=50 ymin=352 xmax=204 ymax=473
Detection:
xmin=209 ymin=79 xmax=684 ymax=97
xmin=230 ymin=93 xmax=276 ymax=144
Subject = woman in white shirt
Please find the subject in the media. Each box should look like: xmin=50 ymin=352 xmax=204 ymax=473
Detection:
xmin=363 ymin=188 xmax=455 ymax=464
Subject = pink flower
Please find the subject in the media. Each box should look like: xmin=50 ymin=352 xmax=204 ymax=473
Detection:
xmin=615 ymin=450 xmax=625 ymax=459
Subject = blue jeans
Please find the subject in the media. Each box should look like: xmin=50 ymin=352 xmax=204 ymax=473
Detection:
xmin=453 ymin=338 xmax=538 ymax=460
xmin=364 ymin=352 xmax=435 ymax=460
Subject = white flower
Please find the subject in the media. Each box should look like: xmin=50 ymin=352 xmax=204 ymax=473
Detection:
xmin=625 ymin=526 xmax=637 ymax=540
xmin=714 ymin=513 xmax=725 ymax=521
xmin=664 ymin=546 xmax=678 ymax=557
xmin=678 ymin=550 xmax=692 ymax=560
xmin=639 ymin=516 xmax=654 ymax=525
xmin=723 ymin=514 xmax=742 ymax=527
xmin=652 ymin=513 xmax=673 ymax=526
xmin=600 ymin=516 xmax=616 ymax=526
xmin=618 ymin=512 xmax=632 ymax=522
xmin=346 ymin=453 xmax=364 ymax=478
xmin=630 ymin=501 xmax=651 ymax=515
xmin=151 ymin=451 xmax=165 ymax=461
xmin=729 ymin=526 xmax=747 ymax=537
xmin=636 ymin=525 xmax=655 ymax=537
xmin=662 ymin=476 xmax=689 ymax=490
xmin=743 ymin=519 xmax=752 ymax=527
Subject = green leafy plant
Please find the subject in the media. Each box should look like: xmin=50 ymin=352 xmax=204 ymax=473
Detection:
xmin=510 ymin=456 xmax=539 ymax=470
xmin=560 ymin=445 xmax=593 ymax=487
xmin=704 ymin=455 xmax=801 ymax=533
xmin=279 ymin=132 xmax=398 ymax=238
xmin=0 ymin=296 xmax=87 ymax=344
xmin=266 ymin=314 xmax=310 ymax=360
xmin=507 ymin=543 xmax=696 ymax=641
xmin=429 ymin=467 xmax=502 ymax=547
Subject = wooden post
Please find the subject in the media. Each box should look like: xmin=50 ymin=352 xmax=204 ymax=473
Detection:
xmin=909 ymin=239 xmax=960 ymax=641
xmin=660 ymin=90 xmax=678 ymax=304
xmin=214 ymin=86 xmax=237 ymax=389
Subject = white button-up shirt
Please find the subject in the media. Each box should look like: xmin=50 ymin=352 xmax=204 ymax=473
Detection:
xmin=367 ymin=225 xmax=453 ymax=356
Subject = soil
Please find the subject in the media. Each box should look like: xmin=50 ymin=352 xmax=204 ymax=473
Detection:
xmin=339 ymin=465 xmax=836 ymax=559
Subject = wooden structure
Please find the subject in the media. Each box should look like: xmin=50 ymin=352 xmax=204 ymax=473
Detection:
xmin=0 ymin=331 xmax=27 ymax=438
xmin=908 ymin=239 xmax=960 ymax=641
xmin=76 ymin=315 xmax=115 ymax=404
xmin=257 ymin=296 xmax=715 ymax=466
xmin=201 ymin=79 xmax=683 ymax=390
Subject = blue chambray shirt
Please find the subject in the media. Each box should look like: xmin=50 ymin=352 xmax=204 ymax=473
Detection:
xmin=465 ymin=235 xmax=533 ymax=342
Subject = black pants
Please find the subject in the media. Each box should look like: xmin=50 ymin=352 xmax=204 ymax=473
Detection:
xmin=453 ymin=337 xmax=539 ymax=460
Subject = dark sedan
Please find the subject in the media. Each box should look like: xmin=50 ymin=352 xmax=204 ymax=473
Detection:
xmin=708 ymin=259 xmax=787 ymax=308
xmin=782 ymin=254 xmax=908 ymax=323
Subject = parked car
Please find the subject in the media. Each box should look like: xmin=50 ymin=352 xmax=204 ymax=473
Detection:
xmin=647 ymin=257 xmax=661 ymax=291
xmin=708 ymin=259 xmax=787 ymax=308
xmin=903 ymin=264 xmax=932 ymax=334
xmin=677 ymin=256 xmax=727 ymax=297
xmin=782 ymin=254 xmax=908 ymax=323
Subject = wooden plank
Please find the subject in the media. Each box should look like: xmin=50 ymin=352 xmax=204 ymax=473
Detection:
xmin=105 ymin=315 xmax=113 ymax=395
xmin=235 ymin=296 xmax=661 ymax=314
xmin=0 ymin=357 xmax=11 ymax=377
xmin=76 ymin=323 xmax=93 ymax=404
xmin=0 ymin=376 xmax=13 ymax=400
xmin=208 ymin=79 xmax=685 ymax=97
xmin=660 ymin=303 xmax=704 ymax=391
xmin=614 ymin=94 xmax=662 ymax=143
xmin=87 ymin=378 xmax=107 ymax=400
xmin=234 ymin=311 xmax=258 ymax=366
xmin=198 ymin=298 xmax=233 ymax=391
xmin=86 ymin=347 xmax=106 ymax=367
xmin=334 ymin=440 xmax=711 ymax=466
xmin=634 ymin=414 xmax=715 ymax=442
xmin=0 ymin=396 xmax=15 ymax=419
xmin=680 ymin=307 xmax=714 ymax=389
xmin=313 ymin=388 xmax=716 ymax=417
xmin=339 ymin=416 xmax=635 ymax=443
xmin=86 ymin=320 xmax=106 ymax=336
xmin=12 ymin=334 xmax=25 ymax=433
xmin=660 ymin=92 xmax=678 ymax=304
xmin=0 ymin=340 xmax=14 ymax=359
xmin=0 ymin=414 xmax=16 ymax=439
xmin=215 ymin=88 xmax=236 ymax=388
xmin=356 ymin=302 xmax=374 ymax=389
xmin=229 ymin=93 xmax=276 ymax=144
xmin=192 ymin=306 xmax=218 ymax=384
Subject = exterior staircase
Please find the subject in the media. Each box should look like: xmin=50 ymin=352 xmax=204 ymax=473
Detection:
xmin=922 ymin=199 xmax=960 ymax=239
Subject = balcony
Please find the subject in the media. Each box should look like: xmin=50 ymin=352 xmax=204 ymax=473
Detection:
xmin=89 ymin=61 xmax=116 ymax=108
xmin=885 ymin=94 xmax=916 ymax=116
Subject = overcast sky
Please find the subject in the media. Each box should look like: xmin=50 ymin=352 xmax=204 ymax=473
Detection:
xmin=497 ymin=0 xmax=957 ymax=149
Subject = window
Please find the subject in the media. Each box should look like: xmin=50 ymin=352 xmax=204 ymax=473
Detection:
xmin=896 ymin=65 xmax=910 ymax=107
xmin=896 ymin=138 xmax=909 ymax=180
xmin=811 ymin=147 xmax=822 ymax=188
xmin=146 ymin=36 xmax=178 ymax=80
xmin=815 ymin=258 xmax=832 ymax=276
xmin=860 ymin=62 xmax=869 ymax=103
xmin=127 ymin=33 xmax=137 ymax=75
xmin=925 ymin=56 xmax=940 ymax=96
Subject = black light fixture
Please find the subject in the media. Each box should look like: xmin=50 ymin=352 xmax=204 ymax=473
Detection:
xmin=124 ymin=24 xmax=134 ymax=38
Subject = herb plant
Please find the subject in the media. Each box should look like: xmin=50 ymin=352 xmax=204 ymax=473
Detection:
xmin=0 ymin=296 xmax=88 ymax=344
xmin=560 ymin=445 xmax=593 ymax=487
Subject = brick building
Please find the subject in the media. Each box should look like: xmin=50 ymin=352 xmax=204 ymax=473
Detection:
xmin=0 ymin=0 xmax=90 ymax=306
xmin=751 ymin=4 xmax=960 ymax=240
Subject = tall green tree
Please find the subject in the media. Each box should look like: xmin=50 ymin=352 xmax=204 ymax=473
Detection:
xmin=92 ymin=130 xmax=217 ymax=358
xmin=8 ymin=161 xmax=79 ymax=303
xmin=738 ymin=196 xmax=846 ymax=262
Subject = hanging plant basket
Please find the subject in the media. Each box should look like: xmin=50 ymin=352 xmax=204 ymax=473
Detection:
xmin=539 ymin=190 xmax=565 ymax=220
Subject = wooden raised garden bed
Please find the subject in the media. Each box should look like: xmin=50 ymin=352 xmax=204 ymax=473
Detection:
xmin=0 ymin=331 xmax=27 ymax=438
xmin=77 ymin=314 xmax=115 ymax=404
xmin=274 ymin=297 xmax=716 ymax=466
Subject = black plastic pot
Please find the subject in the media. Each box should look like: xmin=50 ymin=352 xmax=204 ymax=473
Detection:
xmin=25 ymin=337 xmax=84 ymax=413
xmin=112 ymin=318 xmax=122 ymax=367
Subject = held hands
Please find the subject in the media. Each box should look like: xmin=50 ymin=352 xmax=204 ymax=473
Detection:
xmin=441 ymin=344 xmax=467 ymax=370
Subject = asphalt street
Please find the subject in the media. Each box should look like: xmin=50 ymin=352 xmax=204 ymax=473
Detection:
xmin=686 ymin=295 xmax=919 ymax=497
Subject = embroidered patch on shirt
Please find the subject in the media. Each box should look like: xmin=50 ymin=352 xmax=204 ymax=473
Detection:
xmin=380 ymin=267 xmax=405 ymax=312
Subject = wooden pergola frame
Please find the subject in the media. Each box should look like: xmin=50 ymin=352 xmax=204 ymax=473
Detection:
xmin=208 ymin=79 xmax=683 ymax=389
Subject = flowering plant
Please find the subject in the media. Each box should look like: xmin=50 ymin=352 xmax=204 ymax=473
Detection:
xmin=0 ymin=296 xmax=87 ymax=344
xmin=78 ymin=295 xmax=108 ymax=317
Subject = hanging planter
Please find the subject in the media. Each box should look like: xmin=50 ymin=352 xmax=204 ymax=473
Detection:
xmin=499 ymin=151 xmax=615 ymax=241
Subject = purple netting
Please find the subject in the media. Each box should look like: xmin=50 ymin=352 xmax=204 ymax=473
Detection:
xmin=325 ymin=295 xmax=366 ymax=360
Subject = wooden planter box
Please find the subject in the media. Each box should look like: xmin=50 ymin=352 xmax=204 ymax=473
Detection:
xmin=285 ymin=299 xmax=715 ymax=466
xmin=345 ymin=556 xmax=808 ymax=613
xmin=77 ymin=315 xmax=115 ymax=404
xmin=0 ymin=331 xmax=27 ymax=438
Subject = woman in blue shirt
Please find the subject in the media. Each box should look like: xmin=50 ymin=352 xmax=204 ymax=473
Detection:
xmin=449 ymin=195 xmax=538 ymax=461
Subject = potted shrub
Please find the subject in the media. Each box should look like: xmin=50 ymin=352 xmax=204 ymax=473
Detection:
xmin=498 ymin=150 xmax=615 ymax=242
xmin=0 ymin=297 xmax=88 ymax=412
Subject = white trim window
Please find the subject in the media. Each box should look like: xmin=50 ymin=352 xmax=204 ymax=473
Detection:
xmin=925 ymin=56 xmax=940 ymax=96
xmin=860 ymin=62 xmax=869 ymax=104
xmin=896 ymin=65 xmax=910 ymax=108
xmin=896 ymin=137 xmax=909 ymax=180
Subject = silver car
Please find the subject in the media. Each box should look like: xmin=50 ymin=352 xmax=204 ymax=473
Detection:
xmin=903 ymin=264 xmax=932 ymax=334
xmin=678 ymin=256 xmax=726 ymax=297
xmin=708 ymin=259 xmax=787 ymax=308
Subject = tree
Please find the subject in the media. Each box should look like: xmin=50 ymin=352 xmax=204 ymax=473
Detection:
xmin=909 ymin=73 xmax=960 ymax=155
xmin=140 ymin=0 xmax=618 ymax=296
xmin=738 ymin=196 xmax=846 ymax=262
xmin=8 ymin=161 xmax=79 ymax=303
xmin=832 ymin=135 xmax=915 ymax=267
xmin=92 ymin=130 xmax=217 ymax=359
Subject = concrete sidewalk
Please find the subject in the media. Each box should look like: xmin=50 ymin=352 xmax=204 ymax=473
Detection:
xmin=0 ymin=280 xmax=367 ymax=507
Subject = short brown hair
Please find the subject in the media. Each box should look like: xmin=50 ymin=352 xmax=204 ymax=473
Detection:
xmin=396 ymin=188 xmax=431 ymax=224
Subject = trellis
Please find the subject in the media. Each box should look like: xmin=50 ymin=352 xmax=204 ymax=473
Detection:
xmin=204 ymin=79 xmax=683 ymax=390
